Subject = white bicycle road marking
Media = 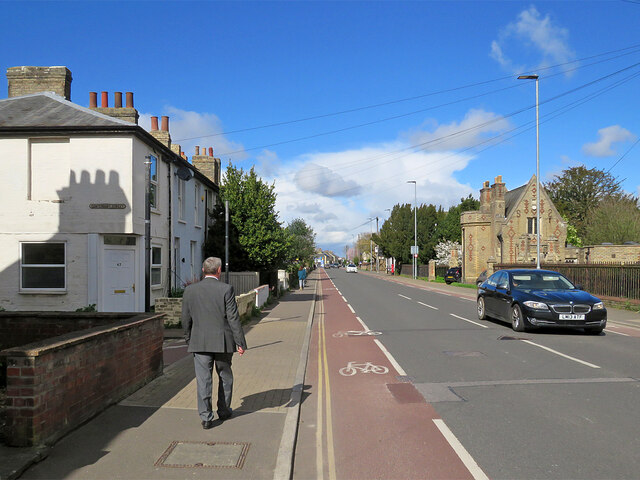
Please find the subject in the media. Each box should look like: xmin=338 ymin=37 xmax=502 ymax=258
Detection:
xmin=398 ymin=294 xmax=412 ymax=300
xmin=332 ymin=330 xmax=382 ymax=338
xmin=339 ymin=362 xmax=389 ymax=376
xmin=521 ymin=340 xmax=601 ymax=369
xmin=417 ymin=301 xmax=438 ymax=310
xmin=449 ymin=313 xmax=488 ymax=328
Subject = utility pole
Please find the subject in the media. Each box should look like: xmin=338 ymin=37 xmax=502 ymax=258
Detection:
xmin=376 ymin=216 xmax=379 ymax=273
xmin=225 ymin=200 xmax=230 ymax=283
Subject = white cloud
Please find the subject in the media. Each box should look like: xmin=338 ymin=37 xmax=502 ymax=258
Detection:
xmin=139 ymin=107 xmax=246 ymax=161
xmin=294 ymin=163 xmax=362 ymax=197
xmin=269 ymin=141 xmax=476 ymax=250
xmin=490 ymin=6 xmax=576 ymax=75
xmin=406 ymin=109 xmax=512 ymax=151
xmin=256 ymin=149 xmax=281 ymax=177
xmin=582 ymin=125 xmax=636 ymax=157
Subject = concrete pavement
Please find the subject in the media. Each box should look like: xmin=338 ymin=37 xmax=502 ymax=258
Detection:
xmin=2 ymin=272 xmax=318 ymax=480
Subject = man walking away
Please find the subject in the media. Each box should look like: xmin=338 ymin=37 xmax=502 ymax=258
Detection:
xmin=182 ymin=257 xmax=248 ymax=429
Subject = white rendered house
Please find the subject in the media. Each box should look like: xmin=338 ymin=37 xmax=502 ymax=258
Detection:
xmin=0 ymin=66 xmax=219 ymax=312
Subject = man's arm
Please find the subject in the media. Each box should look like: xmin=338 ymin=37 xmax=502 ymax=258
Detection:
xmin=225 ymin=285 xmax=247 ymax=352
xmin=181 ymin=290 xmax=193 ymax=346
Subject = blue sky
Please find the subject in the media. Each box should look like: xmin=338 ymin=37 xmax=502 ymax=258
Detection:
xmin=2 ymin=1 xmax=639 ymax=254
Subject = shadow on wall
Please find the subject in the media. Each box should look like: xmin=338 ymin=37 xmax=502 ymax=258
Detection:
xmin=0 ymin=169 xmax=131 ymax=312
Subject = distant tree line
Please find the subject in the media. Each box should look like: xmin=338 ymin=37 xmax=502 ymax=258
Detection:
xmin=204 ymin=163 xmax=316 ymax=272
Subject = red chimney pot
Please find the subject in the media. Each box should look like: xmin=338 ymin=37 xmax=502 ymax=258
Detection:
xmin=89 ymin=92 xmax=97 ymax=108
xmin=101 ymin=91 xmax=108 ymax=108
xmin=161 ymin=116 xmax=169 ymax=132
xmin=150 ymin=116 xmax=159 ymax=131
xmin=125 ymin=92 xmax=134 ymax=108
xmin=208 ymin=147 xmax=213 ymax=156
xmin=114 ymin=92 xmax=123 ymax=108
xmin=195 ymin=146 xmax=200 ymax=155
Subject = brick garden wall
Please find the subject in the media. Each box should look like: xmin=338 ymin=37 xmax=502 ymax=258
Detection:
xmin=1 ymin=313 xmax=164 ymax=447
xmin=0 ymin=312 xmax=132 ymax=351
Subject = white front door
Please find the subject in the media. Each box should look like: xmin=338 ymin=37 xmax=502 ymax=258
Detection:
xmin=102 ymin=248 xmax=137 ymax=312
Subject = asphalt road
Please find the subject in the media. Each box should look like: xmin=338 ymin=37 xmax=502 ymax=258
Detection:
xmin=319 ymin=268 xmax=640 ymax=480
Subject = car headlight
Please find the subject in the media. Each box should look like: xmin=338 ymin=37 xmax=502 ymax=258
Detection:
xmin=523 ymin=301 xmax=549 ymax=310
xmin=593 ymin=302 xmax=605 ymax=310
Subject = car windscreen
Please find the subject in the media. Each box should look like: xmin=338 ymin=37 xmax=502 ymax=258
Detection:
xmin=511 ymin=273 xmax=575 ymax=290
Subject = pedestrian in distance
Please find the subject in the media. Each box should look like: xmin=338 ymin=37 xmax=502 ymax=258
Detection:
xmin=298 ymin=264 xmax=307 ymax=290
xmin=181 ymin=256 xmax=248 ymax=430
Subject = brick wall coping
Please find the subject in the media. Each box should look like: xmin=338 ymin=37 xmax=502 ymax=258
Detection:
xmin=0 ymin=313 xmax=164 ymax=358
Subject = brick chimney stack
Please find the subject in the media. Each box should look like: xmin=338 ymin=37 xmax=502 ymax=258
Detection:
xmin=89 ymin=91 xmax=140 ymax=125
xmin=149 ymin=115 xmax=171 ymax=147
xmin=191 ymin=146 xmax=221 ymax=185
xmin=7 ymin=66 xmax=73 ymax=100
xmin=491 ymin=175 xmax=506 ymax=218
xmin=479 ymin=181 xmax=491 ymax=213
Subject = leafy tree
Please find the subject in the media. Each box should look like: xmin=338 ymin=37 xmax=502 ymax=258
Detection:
xmin=205 ymin=164 xmax=289 ymax=271
xmin=439 ymin=194 xmax=480 ymax=242
xmin=584 ymin=197 xmax=640 ymax=245
xmin=565 ymin=221 xmax=583 ymax=247
xmin=544 ymin=166 xmax=626 ymax=238
xmin=285 ymin=218 xmax=316 ymax=268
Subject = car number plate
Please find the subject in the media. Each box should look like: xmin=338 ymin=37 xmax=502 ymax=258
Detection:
xmin=559 ymin=314 xmax=585 ymax=320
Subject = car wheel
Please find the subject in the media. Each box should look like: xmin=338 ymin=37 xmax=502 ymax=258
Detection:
xmin=445 ymin=281 xmax=451 ymax=285
xmin=585 ymin=327 xmax=604 ymax=335
xmin=511 ymin=304 xmax=526 ymax=332
xmin=477 ymin=297 xmax=487 ymax=320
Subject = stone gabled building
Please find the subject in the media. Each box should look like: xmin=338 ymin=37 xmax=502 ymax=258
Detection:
xmin=460 ymin=175 xmax=567 ymax=282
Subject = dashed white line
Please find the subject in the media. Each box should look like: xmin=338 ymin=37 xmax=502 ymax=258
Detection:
xmin=356 ymin=316 xmax=369 ymax=330
xmin=521 ymin=340 xmax=601 ymax=369
xmin=374 ymin=339 xmax=407 ymax=376
xmin=433 ymin=419 xmax=490 ymax=480
xmin=449 ymin=313 xmax=488 ymax=329
xmin=606 ymin=328 xmax=629 ymax=337
xmin=398 ymin=294 xmax=412 ymax=300
xmin=347 ymin=304 xmax=355 ymax=314
xmin=341 ymin=296 xmax=347 ymax=303
xmin=417 ymin=301 xmax=438 ymax=310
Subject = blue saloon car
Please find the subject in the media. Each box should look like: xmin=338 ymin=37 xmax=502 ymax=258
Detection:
xmin=477 ymin=269 xmax=607 ymax=334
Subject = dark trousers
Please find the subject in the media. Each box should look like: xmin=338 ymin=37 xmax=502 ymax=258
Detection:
xmin=193 ymin=352 xmax=234 ymax=422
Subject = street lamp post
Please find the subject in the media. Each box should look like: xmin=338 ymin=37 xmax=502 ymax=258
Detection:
xmin=407 ymin=181 xmax=417 ymax=279
xmin=517 ymin=74 xmax=540 ymax=269
xmin=368 ymin=217 xmax=374 ymax=272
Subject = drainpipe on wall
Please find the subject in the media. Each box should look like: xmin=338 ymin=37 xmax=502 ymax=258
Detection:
xmin=144 ymin=155 xmax=152 ymax=312
xmin=167 ymin=157 xmax=173 ymax=296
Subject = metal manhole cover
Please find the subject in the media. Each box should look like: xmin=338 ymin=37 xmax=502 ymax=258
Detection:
xmin=396 ymin=375 xmax=415 ymax=383
xmin=155 ymin=441 xmax=250 ymax=469
xmin=498 ymin=336 xmax=530 ymax=341
xmin=443 ymin=351 xmax=485 ymax=357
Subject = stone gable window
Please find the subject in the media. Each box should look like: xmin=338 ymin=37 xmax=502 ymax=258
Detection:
xmin=527 ymin=218 xmax=538 ymax=235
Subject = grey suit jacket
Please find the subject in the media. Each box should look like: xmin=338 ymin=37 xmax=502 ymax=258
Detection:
xmin=181 ymin=277 xmax=248 ymax=353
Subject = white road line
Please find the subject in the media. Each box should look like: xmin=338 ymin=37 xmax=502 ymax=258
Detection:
xmin=398 ymin=294 xmax=412 ymax=300
xmin=374 ymin=339 xmax=407 ymax=376
xmin=449 ymin=313 xmax=488 ymax=329
xmin=417 ymin=301 xmax=438 ymax=310
xmin=356 ymin=316 xmax=369 ymax=330
xmin=606 ymin=328 xmax=630 ymax=337
xmin=521 ymin=340 xmax=601 ymax=369
xmin=347 ymin=304 xmax=355 ymax=314
xmin=433 ymin=419 xmax=489 ymax=480
xmin=341 ymin=296 xmax=347 ymax=303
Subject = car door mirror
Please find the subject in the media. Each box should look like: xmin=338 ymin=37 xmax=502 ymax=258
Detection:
xmin=575 ymin=284 xmax=583 ymax=290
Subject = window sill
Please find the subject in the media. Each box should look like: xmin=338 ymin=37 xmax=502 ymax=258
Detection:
xmin=20 ymin=290 xmax=67 ymax=295
xmin=194 ymin=224 xmax=202 ymax=229
xmin=151 ymin=284 xmax=163 ymax=290
xmin=151 ymin=209 xmax=162 ymax=216
xmin=177 ymin=220 xmax=187 ymax=225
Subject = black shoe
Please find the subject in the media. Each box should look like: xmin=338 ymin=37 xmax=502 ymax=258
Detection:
xmin=202 ymin=420 xmax=214 ymax=429
xmin=218 ymin=411 xmax=232 ymax=421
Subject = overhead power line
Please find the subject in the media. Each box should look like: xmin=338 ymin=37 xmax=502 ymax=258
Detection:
xmin=174 ymin=42 xmax=640 ymax=143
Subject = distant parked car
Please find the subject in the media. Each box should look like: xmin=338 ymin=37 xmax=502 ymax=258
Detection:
xmin=444 ymin=267 xmax=462 ymax=284
xmin=476 ymin=269 xmax=607 ymax=334
xmin=475 ymin=269 xmax=488 ymax=287
xmin=346 ymin=264 xmax=358 ymax=273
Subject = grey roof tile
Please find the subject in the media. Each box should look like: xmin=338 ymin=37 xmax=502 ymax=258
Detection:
xmin=0 ymin=92 xmax=134 ymax=127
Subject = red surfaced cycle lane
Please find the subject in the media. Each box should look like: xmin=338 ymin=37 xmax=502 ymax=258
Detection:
xmin=302 ymin=269 xmax=485 ymax=480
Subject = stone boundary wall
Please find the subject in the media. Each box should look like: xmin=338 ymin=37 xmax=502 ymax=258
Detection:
xmin=156 ymin=292 xmax=257 ymax=326
xmin=0 ymin=312 xmax=134 ymax=351
xmin=1 ymin=313 xmax=164 ymax=447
